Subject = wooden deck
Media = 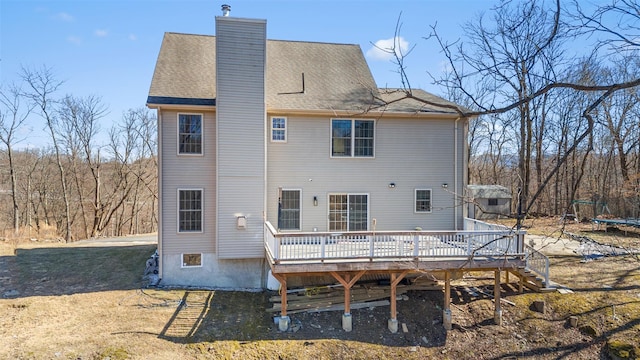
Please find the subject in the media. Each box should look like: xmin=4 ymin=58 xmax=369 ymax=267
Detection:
xmin=263 ymin=219 xmax=541 ymax=333
xmin=264 ymin=220 xmax=526 ymax=274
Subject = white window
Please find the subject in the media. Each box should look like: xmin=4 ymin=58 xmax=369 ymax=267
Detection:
xmin=328 ymin=194 xmax=369 ymax=231
xmin=331 ymin=119 xmax=374 ymax=157
xmin=178 ymin=189 xmax=203 ymax=232
xmin=271 ymin=117 xmax=287 ymax=142
xmin=278 ymin=189 xmax=301 ymax=230
xmin=182 ymin=253 xmax=202 ymax=267
xmin=415 ymin=189 xmax=432 ymax=213
xmin=178 ymin=113 xmax=203 ymax=154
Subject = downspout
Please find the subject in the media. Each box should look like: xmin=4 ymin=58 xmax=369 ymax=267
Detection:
xmin=454 ymin=117 xmax=461 ymax=230
xmin=156 ymin=106 xmax=163 ymax=281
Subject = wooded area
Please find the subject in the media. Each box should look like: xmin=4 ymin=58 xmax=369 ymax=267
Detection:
xmin=0 ymin=67 xmax=157 ymax=241
xmin=1 ymin=0 xmax=639 ymax=241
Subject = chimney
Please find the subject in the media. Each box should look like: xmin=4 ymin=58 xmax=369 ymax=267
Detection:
xmin=221 ymin=4 xmax=231 ymax=16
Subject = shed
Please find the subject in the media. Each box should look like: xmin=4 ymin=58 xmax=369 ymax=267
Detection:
xmin=468 ymin=185 xmax=512 ymax=219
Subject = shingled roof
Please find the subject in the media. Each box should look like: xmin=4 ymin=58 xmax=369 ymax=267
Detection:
xmin=147 ymin=32 xmax=462 ymax=115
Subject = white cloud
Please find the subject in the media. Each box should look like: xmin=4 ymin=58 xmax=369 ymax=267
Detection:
xmin=67 ymin=35 xmax=82 ymax=45
xmin=95 ymin=29 xmax=108 ymax=37
xmin=128 ymin=34 xmax=137 ymax=41
xmin=55 ymin=12 xmax=74 ymax=22
xmin=366 ymin=36 xmax=409 ymax=61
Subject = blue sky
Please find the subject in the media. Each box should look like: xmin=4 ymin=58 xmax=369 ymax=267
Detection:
xmin=1 ymin=0 xmax=495 ymax=147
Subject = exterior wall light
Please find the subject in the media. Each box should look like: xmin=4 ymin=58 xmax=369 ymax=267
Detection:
xmin=389 ymin=183 xmax=396 ymax=188
xmin=442 ymin=183 xmax=448 ymax=189
xmin=313 ymin=196 xmax=318 ymax=206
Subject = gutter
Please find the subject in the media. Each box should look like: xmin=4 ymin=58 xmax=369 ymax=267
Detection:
xmin=266 ymin=108 xmax=461 ymax=119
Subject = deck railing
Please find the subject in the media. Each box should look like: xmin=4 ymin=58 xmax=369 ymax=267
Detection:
xmin=264 ymin=220 xmax=525 ymax=264
xmin=524 ymin=244 xmax=550 ymax=286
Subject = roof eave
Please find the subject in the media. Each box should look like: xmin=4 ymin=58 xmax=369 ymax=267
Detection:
xmin=267 ymin=107 xmax=466 ymax=119
xmin=146 ymin=96 xmax=216 ymax=109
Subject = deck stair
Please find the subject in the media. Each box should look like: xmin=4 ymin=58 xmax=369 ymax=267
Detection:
xmin=512 ymin=244 xmax=555 ymax=293
xmin=511 ymin=268 xmax=554 ymax=292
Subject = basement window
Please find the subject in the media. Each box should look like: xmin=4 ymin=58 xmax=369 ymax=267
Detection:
xmin=182 ymin=253 xmax=202 ymax=267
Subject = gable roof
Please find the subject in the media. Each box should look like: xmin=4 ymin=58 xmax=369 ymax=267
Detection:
xmin=467 ymin=185 xmax=512 ymax=199
xmin=147 ymin=32 xmax=463 ymax=115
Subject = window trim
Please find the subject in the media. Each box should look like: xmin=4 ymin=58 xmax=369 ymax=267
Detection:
xmin=414 ymin=188 xmax=433 ymax=214
xmin=270 ymin=116 xmax=287 ymax=143
xmin=327 ymin=193 xmax=370 ymax=231
xmin=278 ymin=188 xmax=302 ymax=231
xmin=330 ymin=118 xmax=375 ymax=158
xmin=177 ymin=112 xmax=204 ymax=156
xmin=177 ymin=188 xmax=204 ymax=233
xmin=181 ymin=253 xmax=203 ymax=268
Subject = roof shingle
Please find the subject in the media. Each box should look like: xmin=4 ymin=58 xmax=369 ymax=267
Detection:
xmin=147 ymin=32 xmax=461 ymax=115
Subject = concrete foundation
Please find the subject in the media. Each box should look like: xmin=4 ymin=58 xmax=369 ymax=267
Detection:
xmin=160 ymin=253 xmax=264 ymax=289
xmin=443 ymin=309 xmax=452 ymax=330
xmin=342 ymin=313 xmax=352 ymax=332
xmin=388 ymin=318 xmax=398 ymax=333
xmin=494 ymin=309 xmax=503 ymax=325
xmin=278 ymin=316 xmax=290 ymax=332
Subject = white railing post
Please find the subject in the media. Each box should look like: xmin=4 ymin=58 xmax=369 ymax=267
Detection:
xmin=370 ymin=235 xmax=375 ymax=258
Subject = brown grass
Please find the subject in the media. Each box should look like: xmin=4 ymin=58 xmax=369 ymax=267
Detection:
xmin=1 ymin=220 xmax=639 ymax=359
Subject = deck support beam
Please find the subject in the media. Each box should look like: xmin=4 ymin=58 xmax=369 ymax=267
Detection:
xmin=388 ymin=270 xmax=410 ymax=333
xmin=443 ymin=270 xmax=452 ymax=330
xmin=330 ymin=270 xmax=367 ymax=332
xmin=494 ymin=270 xmax=502 ymax=325
xmin=272 ymin=273 xmax=290 ymax=331
xmin=518 ymin=271 xmax=524 ymax=293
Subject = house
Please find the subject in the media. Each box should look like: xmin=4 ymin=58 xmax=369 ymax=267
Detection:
xmin=468 ymin=184 xmax=512 ymax=219
xmin=147 ymin=7 xmax=543 ymax=332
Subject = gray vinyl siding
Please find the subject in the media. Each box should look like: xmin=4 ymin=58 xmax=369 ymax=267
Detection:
xmin=160 ymin=110 xmax=216 ymax=255
xmin=267 ymin=115 xmax=465 ymax=232
xmin=216 ymin=17 xmax=267 ymax=259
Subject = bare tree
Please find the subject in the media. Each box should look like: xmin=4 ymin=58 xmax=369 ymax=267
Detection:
xmin=382 ymin=0 xmax=640 ymax=224
xmin=58 ymin=95 xmax=109 ymax=237
xmin=0 ymin=82 xmax=34 ymax=234
xmin=20 ymin=66 xmax=73 ymax=241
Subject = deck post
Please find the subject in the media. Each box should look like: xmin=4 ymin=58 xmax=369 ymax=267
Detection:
xmin=388 ymin=270 xmax=409 ymax=333
xmin=518 ymin=272 xmax=524 ymax=293
xmin=272 ymin=273 xmax=289 ymax=331
xmin=494 ymin=269 xmax=502 ymax=325
xmin=330 ymin=270 xmax=367 ymax=332
xmin=443 ymin=271 xmax=452 ymax=330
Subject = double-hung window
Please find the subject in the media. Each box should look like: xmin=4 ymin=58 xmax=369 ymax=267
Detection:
xmin=278 ymin=189 xmax=300 ymax=230
xmin=331 ymin=119 xmax=374 ymax=157
xmin=415 ymin=189 xmax=432 ymax=213
xmin=178 ymin=113 xmax=202 ymax=154
xmin=178 ymin=189 xmax=203 ymax=232
xmin=271 ymin=117 xmax=287 ymax=142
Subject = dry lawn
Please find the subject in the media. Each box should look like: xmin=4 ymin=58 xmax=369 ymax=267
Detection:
xmin=1 ymin=218 xmax=639 ymax=359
